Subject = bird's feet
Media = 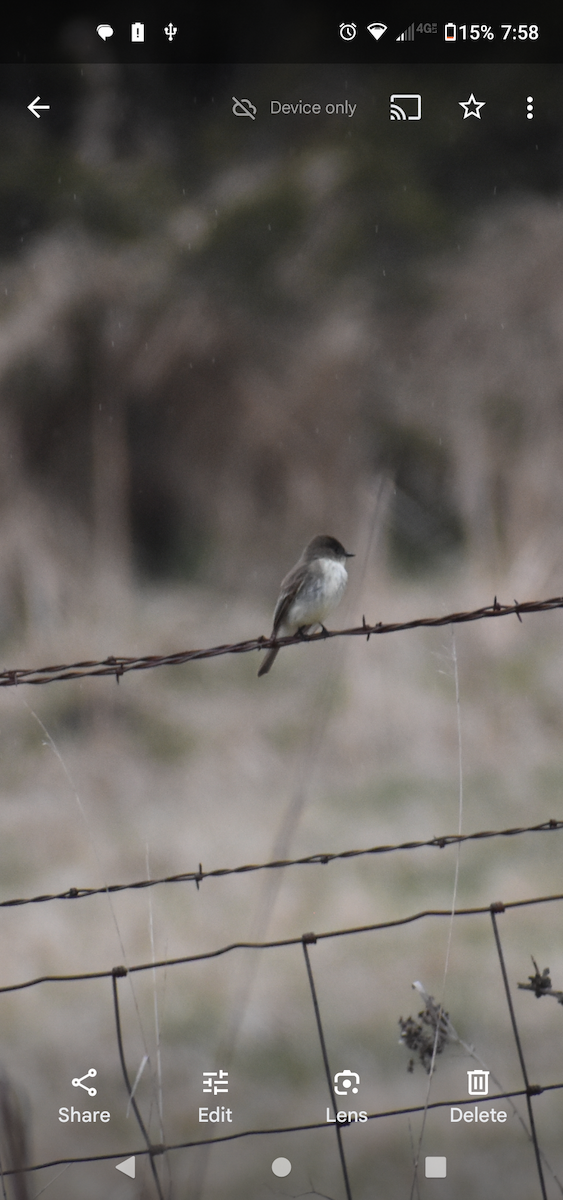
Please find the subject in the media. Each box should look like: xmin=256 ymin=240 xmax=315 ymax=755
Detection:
xmin=296 ymin=624 xmax=329 ymax=639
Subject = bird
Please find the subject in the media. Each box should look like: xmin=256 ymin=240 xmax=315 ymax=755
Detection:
xmin=258 ymin=535 xmax=354 ymax=677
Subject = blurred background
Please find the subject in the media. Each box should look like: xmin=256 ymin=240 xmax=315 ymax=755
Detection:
xmin=0 ymin=59 xmax=563 ymax=1198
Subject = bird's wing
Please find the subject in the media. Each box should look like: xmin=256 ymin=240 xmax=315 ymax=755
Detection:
xmin=271 ymin=562 xmax=308 ymax=633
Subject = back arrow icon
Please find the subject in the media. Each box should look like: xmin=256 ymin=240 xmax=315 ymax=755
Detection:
xmin=28 ymin=97 xmax=50 ymax=119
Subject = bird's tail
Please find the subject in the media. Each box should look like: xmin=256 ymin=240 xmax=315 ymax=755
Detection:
xmin=258 ymin=646 xmax=279 ymax=677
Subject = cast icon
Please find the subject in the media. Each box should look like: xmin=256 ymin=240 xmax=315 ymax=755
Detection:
xmin=389 ymin=94 xmax=422 ymax=120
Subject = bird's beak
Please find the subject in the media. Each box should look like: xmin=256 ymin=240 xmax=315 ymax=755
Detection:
xmin=345 ymin=552 xmax=355 ymax=558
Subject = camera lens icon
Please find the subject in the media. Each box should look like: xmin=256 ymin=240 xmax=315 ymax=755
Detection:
xmin=334 ymin=1070 xmax=360 ymax=1095
xmin=339 ymin=23 xmax=357 ymax=41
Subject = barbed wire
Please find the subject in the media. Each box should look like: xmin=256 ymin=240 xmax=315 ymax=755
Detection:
xmin=0 ymin=593 xmax=562 ymax=687
xmin=3 ymin=594 xmax=563 ymax=1195
xmin=0 ymin=817 xmax=561 ymax=910
xmin=518 ymin=958 xmax=563 ymax=1005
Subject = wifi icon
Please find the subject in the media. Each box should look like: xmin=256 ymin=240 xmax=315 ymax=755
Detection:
xmin=367 ymin=22 xmax=387 ymax=40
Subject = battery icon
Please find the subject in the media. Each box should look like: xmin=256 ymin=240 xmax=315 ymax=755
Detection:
xmin=445 ymin=23 xmax=456 ymax=40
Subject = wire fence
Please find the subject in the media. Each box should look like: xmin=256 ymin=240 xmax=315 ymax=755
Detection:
xmin=0 ymin=817 xmax=561 ymax=910
xmin=0 ymin=592 xmax=561 ymax=687
xmin=1 ymin=892 xmax=562 ymax=1198
xmin=2 ymin=592 xmax=563 ymax=1198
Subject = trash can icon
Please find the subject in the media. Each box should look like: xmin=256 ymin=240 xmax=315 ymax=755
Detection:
xmin=467 ymin=1069 xmax=489 ymax=1096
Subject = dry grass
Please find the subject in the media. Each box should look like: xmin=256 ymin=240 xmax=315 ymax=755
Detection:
xmin=0 ymin=549 xmax=562 ymax=1198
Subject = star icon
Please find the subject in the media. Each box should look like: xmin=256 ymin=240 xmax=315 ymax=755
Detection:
xmin=459 ymin=93 xmax=485 ymax=119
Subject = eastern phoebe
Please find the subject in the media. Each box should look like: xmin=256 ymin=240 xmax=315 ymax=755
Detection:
xmin=258 ymin=535 xmax=354 ymax=677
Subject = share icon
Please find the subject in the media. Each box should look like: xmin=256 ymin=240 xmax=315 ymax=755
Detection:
xmin=71 ymin=1068 xmax=97 ymax=1097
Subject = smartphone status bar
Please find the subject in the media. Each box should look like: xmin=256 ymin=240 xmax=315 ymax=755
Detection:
xmin=1 ymin=7 xmax=562 ymax=63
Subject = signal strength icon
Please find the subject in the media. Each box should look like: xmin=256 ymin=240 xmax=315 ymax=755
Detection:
xmin=396 ymin=23 xmax=415 ymax=41
xmin=367 ymin=22 xmax=387 ymax=40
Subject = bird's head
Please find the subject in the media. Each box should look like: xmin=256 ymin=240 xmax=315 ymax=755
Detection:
xmin=305 ymin=535 xmax=354 ymax=563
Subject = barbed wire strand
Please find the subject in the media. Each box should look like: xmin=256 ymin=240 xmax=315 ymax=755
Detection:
xmin=3 ymin=595 xmax=563 ymax=1192
xmin=518 ymin=984 xmax=563 ymax=1004
xmin=184 ymin=481 xmax=393 ymax=1200
xmin=302 ymin=937 xmax=353 ymax=1200
xmin=1 ymin=818 xmax=562 ymax=911
xmin=190 ymin=498 xmax=383 ymax=1199
xmin=0 ymin=594 xmax=562 ymax=688
xmin=490 ymin=907 xmax=548 ymax=1200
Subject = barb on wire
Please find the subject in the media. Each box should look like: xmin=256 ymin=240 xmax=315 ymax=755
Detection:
xmin=518 ymin=958 xmax=563 ymax=1005
xmin=0 ymin=594 xmax=562 ymax=688
xmin=1 ymin=818 xmax=561 ymax=911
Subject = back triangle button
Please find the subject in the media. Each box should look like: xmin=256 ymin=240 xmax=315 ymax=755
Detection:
xmin=116 ymin=1156 xmax=135 ymax=1179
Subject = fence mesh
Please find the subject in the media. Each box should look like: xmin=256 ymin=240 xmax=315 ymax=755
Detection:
xmin=2 ymin=593 xmax=563 ymax=1199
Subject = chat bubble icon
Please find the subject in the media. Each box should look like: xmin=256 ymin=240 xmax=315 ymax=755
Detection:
xmin=96 ymin=24 xmax=114 ymax=41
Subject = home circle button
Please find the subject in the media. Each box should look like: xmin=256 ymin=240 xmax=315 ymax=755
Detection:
xmin=272 ymin=1158 xmax=292 ymax=1177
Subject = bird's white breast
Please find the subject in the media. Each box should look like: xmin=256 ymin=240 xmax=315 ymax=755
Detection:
xmin=286 ymin=558 xmax=348 ymax=630
xmin=317 ymin=557 xmax=348 ymax=603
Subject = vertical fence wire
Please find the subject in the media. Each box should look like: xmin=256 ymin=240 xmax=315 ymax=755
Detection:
xmin=490 ymin=906 xmax=548 ymax=1200
xmin=302 ymin=935 xmax=353 ymax=1200
xmin=111 ymin=969 xmax=165 ymax=1200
